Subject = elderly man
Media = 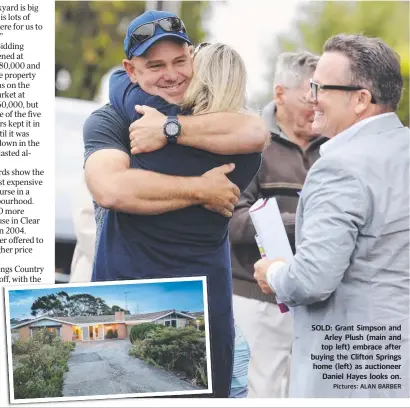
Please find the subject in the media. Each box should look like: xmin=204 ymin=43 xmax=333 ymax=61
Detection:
xmin=229 ymin=51 xmax=328 ymax=398
xmin=254 ymin=34 xmax=409 ymax=397
xmin=84 ymin=11 xmax=267 ymax=398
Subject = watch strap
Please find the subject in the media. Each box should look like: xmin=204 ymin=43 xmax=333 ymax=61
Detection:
xmin=164 ymin=116 xmax=181 ymax=144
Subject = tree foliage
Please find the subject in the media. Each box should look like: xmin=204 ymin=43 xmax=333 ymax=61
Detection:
xmin=254 ymin=1 xmax=409 ymax=125
xmin=111 ymin=304 xmax=128 ymax=313
xmin=30 ymin=291 xmax=130 ymax=317
xmin=55 ymin=1 xmax=209 ymax=101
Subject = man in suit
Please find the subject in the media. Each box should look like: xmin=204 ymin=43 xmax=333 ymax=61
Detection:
xmin=254 ymin=34 xmax=409 ymax=397
xmin=229 ymin=51 xmax=328 ymax=398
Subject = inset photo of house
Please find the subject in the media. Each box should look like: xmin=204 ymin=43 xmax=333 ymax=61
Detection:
xmin=5 ymin=277 xmax=210 ymax=403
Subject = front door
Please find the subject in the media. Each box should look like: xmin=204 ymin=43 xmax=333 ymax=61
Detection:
xmin=81 ymin=325 xmax=102 ymax=341
xmin=82 ymin=326 xmax=89 ymax=341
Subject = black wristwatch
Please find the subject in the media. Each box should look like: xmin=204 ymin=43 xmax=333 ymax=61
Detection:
xmin=163 ymin=116 xmax=181 ymax=144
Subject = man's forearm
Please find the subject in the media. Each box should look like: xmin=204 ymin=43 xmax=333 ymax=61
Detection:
xmin=178 ymin=112 xmax=269 ymax=154
xmin=89 ymin=167 xmax=202 ymax=215
xmin=85 ymin=150 xmax=202 ymax=215
xmin=86 ymin=150 xmax=239 ymax=216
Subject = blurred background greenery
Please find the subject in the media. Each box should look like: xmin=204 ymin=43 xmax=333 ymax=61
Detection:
xmin=55 ymin=1 xmax=209 ymax=101
xmin=252 ymin=0 xmax=409 ymax=125
xmin=55 ymin=1 xmax=409 ymax=125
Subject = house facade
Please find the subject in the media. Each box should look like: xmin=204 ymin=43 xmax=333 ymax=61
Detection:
xmin=12 ymin=309 xmax=198 ymax=342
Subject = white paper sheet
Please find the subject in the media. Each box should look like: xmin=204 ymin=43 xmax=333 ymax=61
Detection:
xmin=249 ymin=198 xmax=294 ymax=314
xmin=249 ymin=198 xmax=294 ymax=262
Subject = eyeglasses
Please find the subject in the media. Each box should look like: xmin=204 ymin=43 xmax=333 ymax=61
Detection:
xmin=193 ymin=42 xmax=210 ymax=58
xmin=127 ymin=17 xmax=187 ymax=59
xmin=310 ymin=79 xmax=376 ymax=104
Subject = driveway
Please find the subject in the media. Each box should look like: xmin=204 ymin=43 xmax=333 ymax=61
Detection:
xmin=63 ymin=340 xmax=202 ymax=397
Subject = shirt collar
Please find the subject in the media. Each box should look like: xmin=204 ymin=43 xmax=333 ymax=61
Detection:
xmin=261 ymin=101 xmax=289 ymax=141
xmin=262 ymin=101 xmax=327 ymax=148
xmin=319 ymin=112 xmax=396 ymax=156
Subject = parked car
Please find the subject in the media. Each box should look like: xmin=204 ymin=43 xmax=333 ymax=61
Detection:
xmin=55 ymin=97 xmax=101 ymax=283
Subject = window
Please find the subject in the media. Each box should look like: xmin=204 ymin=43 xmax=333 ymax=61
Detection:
xmin=30 ymin=326 xmax=60 ymax=337
xmin=73 ymin=327 xmax=81 ymax=340
xmin=47 ymin=327 xmax=60 ymax=336
xmin=164 ymin=320 xmax=177 ymax=327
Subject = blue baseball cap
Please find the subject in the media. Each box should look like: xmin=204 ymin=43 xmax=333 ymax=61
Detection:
xmin=124 ymin=10 xmax=192 ymax=59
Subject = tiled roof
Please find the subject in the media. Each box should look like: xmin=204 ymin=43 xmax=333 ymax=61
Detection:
xmin=187 ymin=311 xmax=205 ymax=318
xmin=126 ymin=309 xmax=176 ymax=321
xmin=58 ymin=315 xmax=118 ymax=324
xmin=13 ymin=309 xmax=196 ymax=327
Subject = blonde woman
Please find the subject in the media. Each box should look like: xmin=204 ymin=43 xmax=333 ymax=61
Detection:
xmin=105 ymin=41 xmax=260 ymax=397
xmin=181 ymin=42 xmax=247 ymax=114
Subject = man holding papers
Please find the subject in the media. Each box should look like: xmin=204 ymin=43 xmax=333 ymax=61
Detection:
xmin=254 ymin=34 xmax=409 ymax=397
xmin=229 ymin=51 xmax=326 ymax=398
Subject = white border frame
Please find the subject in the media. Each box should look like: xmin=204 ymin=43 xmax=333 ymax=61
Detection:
xmin=4 ymin=276 xmax=212 ymax=404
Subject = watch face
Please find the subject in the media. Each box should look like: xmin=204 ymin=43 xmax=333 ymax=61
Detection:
xmin=166 ymin=121 xmax=180 ymax=137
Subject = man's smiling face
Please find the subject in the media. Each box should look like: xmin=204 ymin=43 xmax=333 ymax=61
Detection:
xmin=125 ymin=39 xmax=193 ymax=104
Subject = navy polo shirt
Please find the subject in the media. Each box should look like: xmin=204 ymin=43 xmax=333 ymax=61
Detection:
xmin=86 ymin=69 xmax=261 ymax=283
xmin=83 ymin=69 xmax=261 ymax=397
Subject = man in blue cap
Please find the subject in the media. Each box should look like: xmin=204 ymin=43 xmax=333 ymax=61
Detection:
xmin=109 ymin=10 xmax=194 ymax=120
xmin=83 ymin=10 xmax=268 ymax=397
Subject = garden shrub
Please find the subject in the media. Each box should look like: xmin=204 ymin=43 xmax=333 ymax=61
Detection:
xmin=129 ymin=344 xmax=141 ymax=358
xmin=129 ymin=323 xmax=163 ymax=343
xmin=131 ymin=326 xmax=207 ymax=387
xmin=187 ymin=318 xmax=205 ymax=332
xmin=12 ymin=338 xmax=38 ymax=356
xmin=194 ymin=358 xmax=208 ymax=387
xmin=106 ymin=329 xmax=118 ymax=339
xmin=12 ymin=328 xmax=76 ymax=399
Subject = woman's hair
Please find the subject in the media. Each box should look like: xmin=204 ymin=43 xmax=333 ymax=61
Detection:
xmin=181 ymin=43 xmax=247 ymax=115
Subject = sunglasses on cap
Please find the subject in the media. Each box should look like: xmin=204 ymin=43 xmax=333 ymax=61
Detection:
xmin=193 ymin=42 xmax=210 ymax=58
xmin=310 ymin=79 xmax=376 ymax=104
xmin=127 ymin=17 xmax=187 ymax=59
